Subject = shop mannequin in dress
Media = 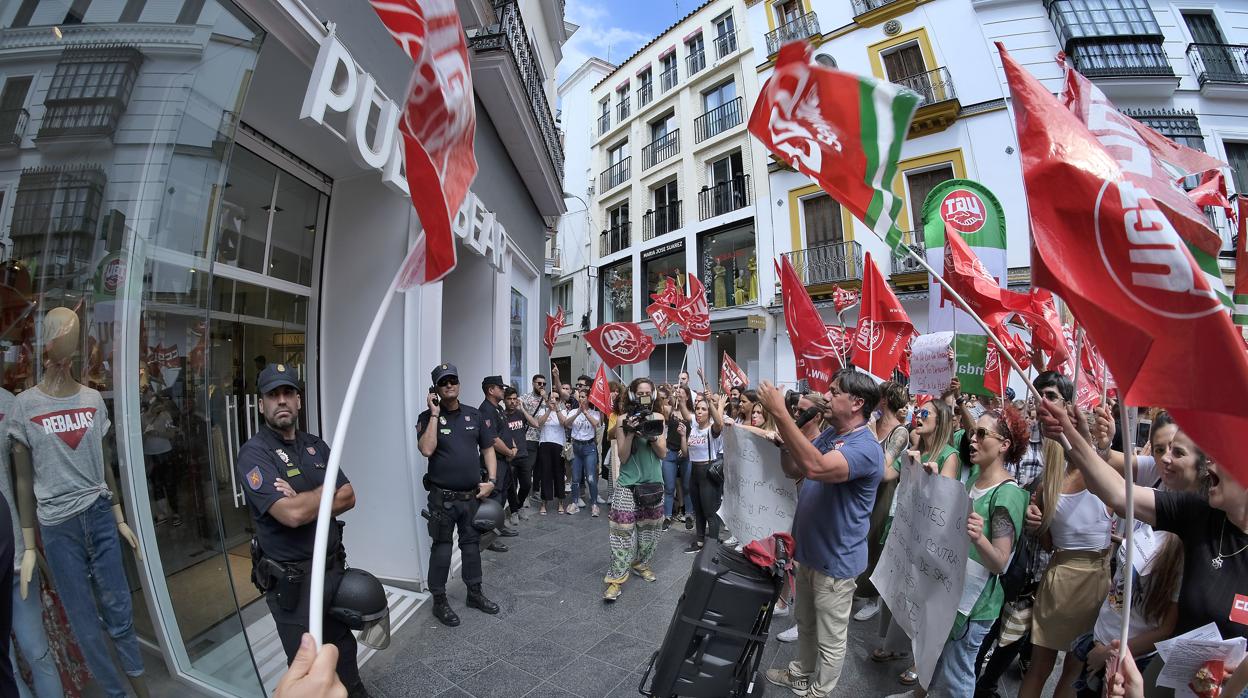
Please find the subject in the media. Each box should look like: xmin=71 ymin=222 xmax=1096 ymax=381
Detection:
xmin=11 ymin=308 xmax=147 ymax=698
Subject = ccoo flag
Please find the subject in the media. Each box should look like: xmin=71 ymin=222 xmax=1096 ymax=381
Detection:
xmin=749 ymin=42 xmax=920 ymax=252
xmin=1001 ymin=42 xmax=1248 ymax=486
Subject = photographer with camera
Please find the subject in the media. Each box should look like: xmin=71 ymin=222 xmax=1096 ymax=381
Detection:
xmin=603 ymin=378 xmax=667 ymax=602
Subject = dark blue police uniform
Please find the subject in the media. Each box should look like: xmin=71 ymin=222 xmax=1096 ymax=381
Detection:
xmin=477 ymin=396 xmax=509 ymax=508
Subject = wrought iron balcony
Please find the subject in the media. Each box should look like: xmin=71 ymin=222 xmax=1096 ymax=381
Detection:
xmin=660 ymin=66 xmax=678 ymax=92
xmin=600 ymin=223 xmax=632 ymax=257
xmin=889 ymin=238 xmax=926 ymax=276
xmin=0 ymin=108 xmax=29 ymax=147
xmin=852 ymin=0 xmax=902 ymax=16
xmin=894 ymin=67 xmax=957 ymax=107
xmin=782 ymin=241 xmax=864 ymax=287
xmin=765 ymin=12 xmax=819 ymax=56
xmin=598 ymin=111 xmax=610 ymax=135
xmin=616 ymin=99 xmax=630 ymax=122
xmin=468 ymin=0 xmax=565 ymax=180
xmin=1188 ymin=43 xmax=1248 ymax=86
xmin=642 ymin=129 xmax=679 ymax=169
xmin=694 ymin=96 xmax=743 ymax=142
xmin=643 ymin=202 xmax=682 ymax=240
xmin=1067 ymin=39 xmax=1174 ymax=78
xmin=687 ymin=50 xmax=707 ymax=76
xmin=714 ymin=31 xmax=738 ymax=59
xmin=599 ymin=156 xmax=631 ymax=192
xmin=637 ymin=82 xmax=653 ymax=109
xmin=699 ymin=175 xmax=751 ymax=220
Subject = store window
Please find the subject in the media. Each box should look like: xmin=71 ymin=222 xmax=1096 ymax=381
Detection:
xmin=510 ymin=289 xmax=526 ymax=388
xmin=642 ymin=241 xmax=685 ymax=303
xmin=699 ymin=225 xmax=757 ymax=309
xmin=600 ymin=258 xmax=633 ymax=323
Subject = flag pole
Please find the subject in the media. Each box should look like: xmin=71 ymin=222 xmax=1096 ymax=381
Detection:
xmin=308 ymin=260 xmax=404 ymax=645
xmin=1117 ymin=401 xmax=1137 ymax=656
xmin=1070 ymin=327 xmax=1085 ymax=402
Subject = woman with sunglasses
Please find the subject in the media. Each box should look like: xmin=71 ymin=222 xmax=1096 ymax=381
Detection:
xmin=661 ymin=385 xmax=694 ymax=531
xmin=855 ymin=381 xmax=911 ymax=623
xmin=534 ymin=389 xmax=572 ymax=515
xmin=684 ymin=392 xmax=725 ymax=554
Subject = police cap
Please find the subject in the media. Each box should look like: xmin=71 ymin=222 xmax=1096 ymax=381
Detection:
xmin=431 ymin=363 xmax=459 ymax=385
xmin=258 ymin=363 xmax=301 ymax=394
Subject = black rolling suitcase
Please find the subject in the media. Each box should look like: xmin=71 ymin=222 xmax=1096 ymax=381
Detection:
xmin=639 ymin=539 xmax=789 ymax=698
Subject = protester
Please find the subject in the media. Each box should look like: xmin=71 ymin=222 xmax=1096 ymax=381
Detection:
xmin=566 ymin=386 xmax=602 ymax=516
xmin=661 ymin=385 xmax=693 ymax=531
xmin=855 ymin=381 xmax=910 ymax=622
xmin=684 ymin=392 xmax=725 ymax=554
xmin=604 ymin=378 xmax=667 ymax=602
xmin=502 ymin=387 xmax=537 ymax=527
xmin=534 ymin=388 xmax=571 ymax=515
xmin=519 ymin=374 xmax=547 ymax=506
xmin=761 ymin=369 xmax=883 ymax=698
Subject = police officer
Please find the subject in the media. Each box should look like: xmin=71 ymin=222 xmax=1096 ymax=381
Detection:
xmin=479 ymin=375 xmax=518 ymax=546
xmin=236 ymin=364 xmax=366 ymax=696
xmin=417 ymin=363 xmax=501 ymax=626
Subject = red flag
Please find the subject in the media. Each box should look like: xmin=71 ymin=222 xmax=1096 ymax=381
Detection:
xmin=777 ymin=256 xmax=843 ymax=390
xmin=1235 ymin=197 xmax=1248 ymax=327
xmin=851 ymin=252 xmax=915 ymax=380
xmin=1060 ymin=60 xmax=1223 ymax=257
xmin=1127 ymin=112 xmax=1227 ymax=178
xmin=898 ymin=334 xmax=915 ymax=378
xmin=1002 ymin=42 xmax=1248 ymax=484
xmin=370 ymin=0 xmax=478 ymax=287
xmin=943 ymin=225 xmax=1028 ymax=327
xmin=984 ymin=341 xmax=1006 ymax=397
xmin=588 ymin=364 xmax=612 ymax=414
xmin=720 ymin=352 xmax=749 ymax=393
xmin=825 ymin=324 xmax=855 ymax=359
xmin=543 ymin=306 xmax=566 ymax=354
xmin=675 ymin=274 xmax=711 ymax=344
xmin=646 ymin=302 xmax=677 ymax=336
xmin=650 ymin=276 xmax=682 ymax=306
xmin=993 ymin=324 xmax=1032 ymax=373
xmin=1187 ymin=169 xmax=1233 ymax=217
xmin=585 ymin=323 xmax=656 ymax=369
xmin=832 ymin=286 xmax=860 ymax=314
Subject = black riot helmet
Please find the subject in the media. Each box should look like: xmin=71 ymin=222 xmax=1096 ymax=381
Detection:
xmin=328 ymin=568 xmax=390 ymax=649
xmin=473 ymin=498 xmax=504 ymax=532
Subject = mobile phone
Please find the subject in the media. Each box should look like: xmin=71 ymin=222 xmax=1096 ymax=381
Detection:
xmin=428 ymin=386 xmax=440 ymax=407
xmin=1135 ymin=419 xmax=1151 ymax=450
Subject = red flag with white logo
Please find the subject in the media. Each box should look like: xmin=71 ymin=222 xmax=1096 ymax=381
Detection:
xmin=543 ymin=306 xmax=566 ymax=354
xmin=983 ymin=342 xmax=1006 ymax=397
xmin=588 ymin=364 xmax=612 ymax=415
xmin=943 ymin=225 xmax=1029 ymax=328
xmin=851 ymin=252 xmax=915 ymax=380
xmin=720 ymin=352 xmax=749 ymax=393
xmin=1002 ymin=42 xmax=1248 ymax=484
xmin=646 ymin=302 xmax=677 ymax=336
xmin=777 ymin=256 xmax=843 ymax=391
xmin=832 ymin=286 xmax=860 ymax=315
xmin=1012 ymin=288 xmax=1069 ymax=369
xmin=369 ymin=0 xmax=477 ymax=287
xmin=585 ymin=322 xmax=656 ymax=369
xmin=1187 ymin=169 xmax=1233 ymax=218
xmin=675 ymin=274 xmax=711 ymax=344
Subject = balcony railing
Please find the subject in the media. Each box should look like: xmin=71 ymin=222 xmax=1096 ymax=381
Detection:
xmin=783 ymin=241 xmax=864 ymax=287
xmin=642 ymin=129 xmax=680 ymax=169
xmin=894 ymin=67 xmax=956 ymax=107
xmin=699 ymin=175 xmax=751 ymax=220
xmin=638 ymin=82 xmax=653 ymax=108
xmin=890 ymin=239 xmax=926 ymax=276
xmin=0 ymin=108 xmax=29 ymax=147
xmin=1187 ymin=42 xmax=1248 ymax=86
xmin=597 ymin=111 xmax=610 ymax=135
xmin=1067 ymin=39 xmax=1174 ymax=78
xmin=661 ymin=66 xmax=678 ymax=92
xmin=714 ymin=31 xmax=738 ymax=59
xmin=687 ymin=50 xmax=707 ymax=76
xmin=467 ymin=0 xmax=565 ymax=179
xmin=694 ymin=96 xmax=743 ymax=142
xmin=616 ymin=99 xmax=630 ymax=121
xmin=643 ymin=202 xmax=682 ymax=240
xmin=599 ymin=157 xmax=631 ymax=192
xmin=852 ymin=0 xmax=901 ymax=16
xmin=765 ymin=12 xmax=820 ymax=56
xmin=600 ymin=223 xmax=631 ymax=257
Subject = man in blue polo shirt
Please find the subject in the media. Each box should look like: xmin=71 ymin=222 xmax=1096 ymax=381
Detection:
xmin=758 ymin=368 xmax=883 ymax=697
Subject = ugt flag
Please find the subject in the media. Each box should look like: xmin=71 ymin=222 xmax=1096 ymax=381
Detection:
xmin=369 ymin=0 xmax=477 ymax=287
xmin=585 ymin=323 xmax=656 ymax=369
xmin=852 ymin=252 xmax=915 ymax=380
xmin=777 ymin=255 xmax=844 ymax=391
xmin=1001 ymin=42 xmax=1248 ymax=485
xmin=749 ymin=42 xmax=919 ymax=252
xmin=720 ymin=352 xmax=749 ymax=393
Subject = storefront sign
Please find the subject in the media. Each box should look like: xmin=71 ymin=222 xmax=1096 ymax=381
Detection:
xmin=272 ymin=332 xmax=306 ymax=347
xmin=641 ymin=240 xmax=684 ymax=262
xmin=746 ymin=315 xmax=768 ymax=330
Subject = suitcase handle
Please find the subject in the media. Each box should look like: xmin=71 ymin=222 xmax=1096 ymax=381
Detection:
xmin=638 ymin=651 xmax=658 ymax=697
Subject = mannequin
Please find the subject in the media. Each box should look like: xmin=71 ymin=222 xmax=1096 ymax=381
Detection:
xmin=11 ymin=307 xmax=147 ymax=698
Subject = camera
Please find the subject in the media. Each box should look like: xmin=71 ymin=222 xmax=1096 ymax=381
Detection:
xmin=622 ymin=400 xmax=665 ymax=439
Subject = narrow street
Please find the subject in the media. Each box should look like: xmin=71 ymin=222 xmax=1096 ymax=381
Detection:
xmin=360 ymin=494 xmax=1031 ymax=698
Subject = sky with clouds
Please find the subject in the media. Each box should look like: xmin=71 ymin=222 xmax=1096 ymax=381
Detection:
xmin=557 ymin=0 xmax=693 ymax=83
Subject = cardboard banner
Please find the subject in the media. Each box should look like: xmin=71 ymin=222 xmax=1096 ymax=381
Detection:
xmin=871 ymin=458 xmax=970 ymax=689
xmin=909 ymin=332 xmax=954 ymax=396
xmin=719 ymin=426 xmax=798 ymax=545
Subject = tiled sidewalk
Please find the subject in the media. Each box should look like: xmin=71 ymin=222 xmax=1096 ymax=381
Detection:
xmin=359 ymin=492 xmax=1031 ymax=698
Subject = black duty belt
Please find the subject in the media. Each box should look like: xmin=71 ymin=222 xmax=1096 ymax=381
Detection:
xmin=432 ymin=487 xmax=477 ymax=500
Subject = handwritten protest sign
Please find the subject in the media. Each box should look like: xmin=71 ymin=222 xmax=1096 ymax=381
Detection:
xmin=871 ymin=457 xmax=970 ymax=689
xmin=720 ymin=425 xmax=797 ymax=544
xmin=909 ymin=332 xmax=955 ymax=396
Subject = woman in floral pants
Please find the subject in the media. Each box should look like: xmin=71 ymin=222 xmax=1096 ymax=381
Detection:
xmin=604 ymin=378 xmax=668 ymax=602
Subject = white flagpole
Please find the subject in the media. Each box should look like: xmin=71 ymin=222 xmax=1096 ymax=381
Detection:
xmin=308 ymin=262 xmax=404 ymax=645
xmin=1070 ymin=327 xmax=1085 ymax=403
xmin=1118 ymin=402 xmax=1137 ymax=655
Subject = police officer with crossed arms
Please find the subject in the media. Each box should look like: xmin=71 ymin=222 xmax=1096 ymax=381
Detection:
xmin=418 ymin=363 xmax=501 ymax=626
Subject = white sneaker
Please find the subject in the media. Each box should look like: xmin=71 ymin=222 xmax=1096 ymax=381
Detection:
xmin=884 ymin=691 xmax=918 ymax=698
xmin=596 ymin=495 xmax=608 ymax=504
xmin=577 ymin=497 xmax=587 ymax=507
xmin=773 ymin=603 xmax=791 ymax=617
xmin=565 ymin=483 xmax=572 ymax=493
xmin=723 ymin=536 xmax=739 ymax=547
xmin=777 ymin=625 xmax=799 ymax=643
xmin=854 ymin=599 xmax=881 ymax=622
xmin=566 ymin=504 xmax=579 ymax=515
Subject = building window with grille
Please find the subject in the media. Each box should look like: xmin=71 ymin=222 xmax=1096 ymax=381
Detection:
xmin=38 ymin=45 xmax=144 ymax=139
xmin=802 ymin=194 xmax=844 ymax=247
xmin=1047 ymin=0 xmax=1171 ymax=77
xmin=10 ymin=165 xmax=107 ymax=283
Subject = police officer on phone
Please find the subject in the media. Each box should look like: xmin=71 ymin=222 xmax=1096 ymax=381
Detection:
xmin=237 ymin=363 xmax=367 ymax=696
xmin=418 ymin=363 xmax=501 ymax=626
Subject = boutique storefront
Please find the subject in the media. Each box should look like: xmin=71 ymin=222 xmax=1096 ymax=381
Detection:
xmin=0 ymin=0 xmax=558 ymax=695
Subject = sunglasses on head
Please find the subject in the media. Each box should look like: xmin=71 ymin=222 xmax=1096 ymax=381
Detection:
xmin=973 ymin=426 xmax=1007 ymax=442
xmin=437 ymin=377 xmax=459 ymax=387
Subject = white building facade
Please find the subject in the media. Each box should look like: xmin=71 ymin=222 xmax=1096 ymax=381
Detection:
xmin=746 ymin=0 xmax=1248 ymax=389
xmin=0 ymin=0 xmax=568 ymax=694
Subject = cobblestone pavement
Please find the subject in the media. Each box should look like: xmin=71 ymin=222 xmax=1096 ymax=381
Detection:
xmin=361 ymin=490 xmax=1033 ymax=697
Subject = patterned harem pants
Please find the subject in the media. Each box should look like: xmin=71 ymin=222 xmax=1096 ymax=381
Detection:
xmin=605 ymin=483 xmax=664 ymax=583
